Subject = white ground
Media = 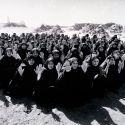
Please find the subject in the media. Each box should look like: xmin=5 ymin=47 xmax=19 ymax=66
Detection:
xmin=1 ymin=84 xmax=125 ymax=125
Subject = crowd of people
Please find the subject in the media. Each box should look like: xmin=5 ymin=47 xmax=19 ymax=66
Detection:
xmin=0 ymin=32 xmax=125 ymax=107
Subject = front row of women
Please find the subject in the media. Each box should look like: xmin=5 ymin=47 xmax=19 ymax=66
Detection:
xmin=1 ymin=54 xmax=125 ymax=107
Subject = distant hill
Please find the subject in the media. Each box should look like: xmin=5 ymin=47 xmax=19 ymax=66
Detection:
xmin=0 ymin=22 xmax=124 ymax=39
xmin=35 ymin=24 xmax=63 ymax=34
xmin=73 ymin=23 xmax=123 ymax=36
xmin=35 ymin=24 xmax=53 ymax=32
xmin=3 ymin=22 xmax=27 ymax=28
xmin=35 ymin=23 xmax=124 ymax=37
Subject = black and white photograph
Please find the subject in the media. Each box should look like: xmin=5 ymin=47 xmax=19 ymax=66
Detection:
xmin=0 ymin=0 xmax=125 ymax=124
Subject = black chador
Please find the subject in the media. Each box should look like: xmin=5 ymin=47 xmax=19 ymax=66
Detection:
xmin=0 ymin=55 xmax=19 ymax=90
xmin=34 ymin=61 xmax=58 ymax=105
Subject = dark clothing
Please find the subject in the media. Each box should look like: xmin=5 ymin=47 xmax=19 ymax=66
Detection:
xmin=53 ymin=58 xmax=62 ymax=65
xmin=93 ymin=74 xmax=106 ymax=97
xmin=120 ymin=61 xmax=125 ymax=84
xmin=81 ymin=45 xmax=91 ymax=59
xmin=34 ymin=56 xmax=43 ymax=66
xmin=9 ymin=64 xmax=37 ymax=97
xmin=0 ymin=56 xmax=19 ymax=89
xmin=84 ymin=66 xmax=100 ymax=98
xmin=68 ymin=67 xmax=84 ymax=94
xmin=107 ymin=47 xmax=118 ymax=56
xmin=106 ymin=65 xmax=120 ymax=91
xmin=17 ymin=49 xmax=28 ymax=60
xmin=34 ymin=68 xmax=58 ymax=105
xmin=98 ymin=52 xmax=106 ymax=65
xmin=40 ymin=48 xmax=49 ymax=61
xmin=63 ymin=45 xmax=70 ymax=56
xmin=85 ymin=66 xmax=100 ymax=88
xmin=58 ymin=67 xmax=85 ymax=106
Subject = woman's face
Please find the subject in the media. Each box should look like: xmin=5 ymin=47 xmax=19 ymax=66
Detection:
xmin=92 ymin=58 xmax=99 ymax=67
xmin=79 ymin=52 xmax=83 ymax=59
xmin=82 ymin=44 xmax=87 ymax=49
xmin=112 ymin=44 xmax=117 ymax=48
xmin=53 ymin=53 xmax=59 ymax=59
xmin=14 ymin=44 xmax=18 ymax=50
xmin=28 ymin=59 xmax=35 ymax=66
xmin=72 ymin=60 xmax=78 ymax=69
xmin=109 ymin=58 xmax=115 ymax=65
xmin=33 ymin=51 xmax=39 ymax=57
xmin=21 ymin=44 xmax=27 ymax=49
xmin=6 ymin=50 xmax=12 ymax=57
xmin=48 ymin=61 xmax=54 ymax=70
xmin=99 ymin=47 xmax=104 ymax=52
xmin=121 ymin=50 xmax=125 ymax=56
xmin=41 ymin=44 xmax=45 ymax=49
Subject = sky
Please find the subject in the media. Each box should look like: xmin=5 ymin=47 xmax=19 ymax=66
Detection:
xmin=0 ymin=0 xmax=125 ymax=27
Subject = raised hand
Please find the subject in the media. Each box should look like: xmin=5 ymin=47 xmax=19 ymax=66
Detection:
xmin=35 ymin=64 xmax=46 ymax=81
xmin=56 ymin=63 xmax=62 ymax=73
xmin=18 ymin=63 xmax=26 ymax=76
xmin=66 ymin=50 xmax=72 ymax=59
xmin=122 ymin=54 xmax=125 ymax=61
xmin=12 ymin=49 xmax=21 ymax=59
xmin=35 ymin=64 xmax=45 ymax=75
xmin=81 ymin=61 xmax=88 ymax=73
xmin=118 ymin=60 xmax=124 ymax=73
xmin=84 ymin=55 xmax=91 ymax=62
xmin=40 ymin=52 xmax=44 ymax=59
xmin=61 ymin=60 xmax=71 ymax=72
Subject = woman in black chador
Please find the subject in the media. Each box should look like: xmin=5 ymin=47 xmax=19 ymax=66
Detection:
xmin=17 ymin=42 xmax=28 ymax=61
xmin=84 ymin=56 xmax=100 ymax=98
xmin=105 ymin=56 xmax=120 ymax=92
xmin=32 ymin=48 xmax=43 ymax=66
xmin=34 ymin=57 xmax=58 ymax=106
xmin=0 ymin=48 xmax=20 ymax=93
xmin=8 ymin=55 xmax=37 ymax=98
xmin=59 ymin=57 xmax=84 ymax=107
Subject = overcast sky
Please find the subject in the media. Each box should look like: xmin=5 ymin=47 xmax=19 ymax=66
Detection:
xmin=0 ymin=0 xmax=124 ymax=27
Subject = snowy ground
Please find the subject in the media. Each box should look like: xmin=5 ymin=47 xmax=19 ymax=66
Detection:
xmin=1 ymin=83 xmax=125 ymax=125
